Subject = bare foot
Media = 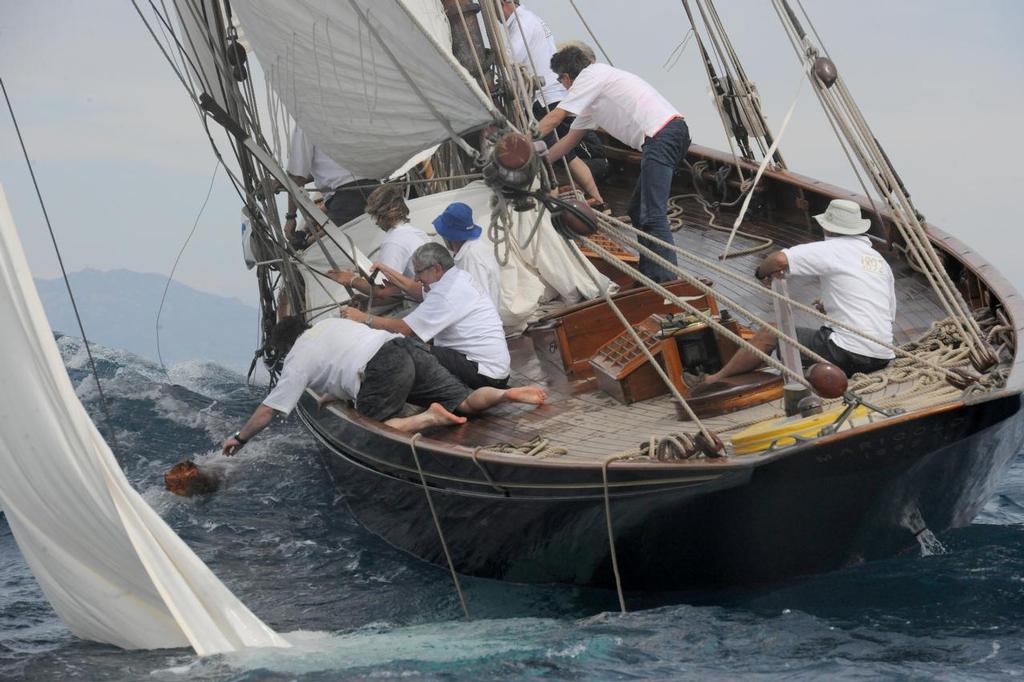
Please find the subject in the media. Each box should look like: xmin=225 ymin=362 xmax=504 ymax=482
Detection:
xmin=426 ymin=402 xmax=467 ymax=426
xmin=505 ymin=386 xmax=547 ymax=405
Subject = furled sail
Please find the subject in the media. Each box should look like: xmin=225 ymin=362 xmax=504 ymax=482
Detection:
xmin=229 ymin=0 xmax=498 ymax=179
xmin=0 ymin=185 xmax=289 ymax=655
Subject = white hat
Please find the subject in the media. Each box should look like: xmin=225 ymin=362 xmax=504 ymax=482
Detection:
xmin=813 ymin=199 xmax=870 ymax=235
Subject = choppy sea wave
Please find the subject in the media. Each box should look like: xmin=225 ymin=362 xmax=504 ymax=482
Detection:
xmin=2 ymin=337 xmax=1023 ymax=680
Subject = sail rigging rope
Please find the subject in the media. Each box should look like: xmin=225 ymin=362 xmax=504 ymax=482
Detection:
xmin=156 ymin=162 xmax=219 ymax=369
xmin=593 ymin=211 xmax=972 ymax=380
xmin=568 ymin=0 xmax=614 ymax=66
xmin=409 ymin=433 xmax=471 ymax=621
xmin=1 ymin=77 xmax=120 ymax=452
xmin=720 ymin=70 xmax=805 ymax=259
xmin=602 ymin=453 xmax=632 ymax=614
xmin=768 ymin=0 xmax=991 ymax=365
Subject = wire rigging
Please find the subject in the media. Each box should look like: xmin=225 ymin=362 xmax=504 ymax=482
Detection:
xmin=156 ymin=162 xmax=220 ymax=369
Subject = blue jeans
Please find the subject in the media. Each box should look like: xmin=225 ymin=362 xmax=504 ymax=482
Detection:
xmin=627 ymin=118 xmax=690 ymax=282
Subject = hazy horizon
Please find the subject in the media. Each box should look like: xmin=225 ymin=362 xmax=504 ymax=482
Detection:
xmin=2 ymin=1 xmax=1021 ymax=310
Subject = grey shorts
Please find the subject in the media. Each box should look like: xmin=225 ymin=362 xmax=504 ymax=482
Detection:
xmin=355 ymin=338 xmax=472 ymax=420
xmin=795 ymin=326 xmax=891 ymax=377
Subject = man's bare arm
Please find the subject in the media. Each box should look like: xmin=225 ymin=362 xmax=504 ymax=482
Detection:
xmin=222 ymin=403 xmax=279 ymax=455
xmin=536 ymin=107 xmax=569 ymax=137
xmin=546 ymin=127 xmax=587 ymax=164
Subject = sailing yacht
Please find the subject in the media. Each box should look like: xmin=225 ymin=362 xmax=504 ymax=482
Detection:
xmin=137 ymin=0 xmax=1023 ymax=600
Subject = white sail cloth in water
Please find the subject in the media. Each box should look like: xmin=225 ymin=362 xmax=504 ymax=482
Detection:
xmin=299 ymin=182 xmax=612 ymax=326
xmin=229 ymin=0 xmax=497 ymax=179
xmin=0 ymin=186 xmax=289 ymax=655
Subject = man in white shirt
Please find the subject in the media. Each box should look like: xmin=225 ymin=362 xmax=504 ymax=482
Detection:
xmin=538 ymin=46 xmax=690 ymax=283
xmin=221 ymin=316 xmax=545 ymax=454
xmin=284 ymin=125 xmax=379 ymax=238
xmin=500 ymin=1 xmax=606 ymax=208
xmin=341 ymin=243 xmax=512 ymax=390
xmin=433 ymin=202 xmax=501 ymax=308
xmin=703 ymin=200 xmax=897 ymax=384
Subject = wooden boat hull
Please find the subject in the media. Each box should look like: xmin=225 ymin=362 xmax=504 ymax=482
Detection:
xmin=299 ymin=390 xmax=1023 ymax=589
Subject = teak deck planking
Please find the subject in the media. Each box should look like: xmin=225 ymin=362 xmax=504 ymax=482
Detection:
xmin=425 ymin=193 xmax=949 ymax=462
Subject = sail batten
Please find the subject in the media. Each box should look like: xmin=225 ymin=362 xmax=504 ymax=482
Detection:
xmin=229 ymin=0 xmax=497 ymax=179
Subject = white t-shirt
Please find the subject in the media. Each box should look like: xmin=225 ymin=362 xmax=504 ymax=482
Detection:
xmin=559 ymin=63 xmax=681 ymax=151
xmin=262 ymin=318 xmax=400 ymax=415
xmin=404 ymin=268 xmax=511 ymax=379
xmin=287 ymin=127 xmax=360 ymax=192
xmin=505 ymin=6 xmax=567 ymax=107
xmin=378 ymin=223 xmax=429 ymax=278
xmin=783 ymin=236 xmax=897 ymax=359
xmin=454 ymin=238 xmax=501 ymax=309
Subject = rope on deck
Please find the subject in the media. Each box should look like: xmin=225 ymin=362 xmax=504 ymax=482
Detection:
xmin=478 ymin=436 xmax=567 ymax=459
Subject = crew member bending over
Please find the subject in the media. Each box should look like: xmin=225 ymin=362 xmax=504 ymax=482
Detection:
xmin=500 ymin=0 xmax=606 ymax=208
xmin=538 ymin=46 xmax=690 ymax=282
xmin=221 ymin=316 xmax=546 ymax=454
xmin=703 ymin=199 xmax=896 ymax=384
xmin=341 ymin=243 xmax=510 ymax=390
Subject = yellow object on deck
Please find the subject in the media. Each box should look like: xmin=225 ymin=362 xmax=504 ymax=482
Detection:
xmin=729 ymin=405 xmax=870 ymax=455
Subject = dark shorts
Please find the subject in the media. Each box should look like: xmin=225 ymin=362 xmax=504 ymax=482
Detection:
xmin=355 ymin=338 xmax=471 ymax=421
xmin=325 ymin=179 xmax=381 ymax=227
xmin=429 ymin=345 xmax=509 ymax=390
xmin=795 ymin=326 xmax=891 ymax=377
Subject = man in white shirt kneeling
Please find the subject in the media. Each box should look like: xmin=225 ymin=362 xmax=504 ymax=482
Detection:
xmin=221 ymin=316 xmax=545 ymax=454
xmin=342 ymin=242 xmax=512 ymax=390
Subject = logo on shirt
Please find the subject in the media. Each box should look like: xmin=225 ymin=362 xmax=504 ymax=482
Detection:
xmin=861 ymin=254 xmax=885 ymax=274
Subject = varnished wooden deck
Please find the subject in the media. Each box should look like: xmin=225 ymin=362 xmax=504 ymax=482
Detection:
xmin=428 ymin=194 xmax=949 ymax=461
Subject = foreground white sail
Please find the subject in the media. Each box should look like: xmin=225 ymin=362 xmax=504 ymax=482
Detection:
xmin=0 ymin=185 xmax=289 ymax=655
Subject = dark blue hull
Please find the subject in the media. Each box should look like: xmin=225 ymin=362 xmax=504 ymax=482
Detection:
xmin=299 ymin=392 xmax=1023 ymax=589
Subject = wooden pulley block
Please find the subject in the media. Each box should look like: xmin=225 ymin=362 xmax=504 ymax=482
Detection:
xmin=807 ymin=362 xmax=848 ymax=399
xmin=969 ymin=346 xmax=998 ymax=373
xmin=694 ymin=430 xmax=725 ymax=458
xmin=553 ymin=198 xmax=598 ymax=236
xmin=813 ymin=57 xmax=838 ymax=88
xmin=945 ymin=367 xmax=980 ymax=390
xmin=494 ymin=132 xmax=534 ymax=170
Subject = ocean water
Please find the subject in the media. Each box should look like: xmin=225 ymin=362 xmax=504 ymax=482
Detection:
xmin=2 ymin=337 xmax=1023 ymax=680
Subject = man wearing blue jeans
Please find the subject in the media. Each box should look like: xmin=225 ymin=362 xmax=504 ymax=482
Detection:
xmin=538 ymin=45 xmax=690 ymax=282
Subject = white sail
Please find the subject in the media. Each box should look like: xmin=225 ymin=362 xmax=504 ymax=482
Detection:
xmin=0 ymin=185 xmax=289 ymax=655
xmin=230 ymin=0 xmax=497 ymax=179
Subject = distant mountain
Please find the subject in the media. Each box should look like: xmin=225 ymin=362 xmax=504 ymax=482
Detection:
xmin=35 ymin=269 xmax=260 ymax=373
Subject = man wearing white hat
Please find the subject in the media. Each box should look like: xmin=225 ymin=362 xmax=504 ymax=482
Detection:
xmin=703 ymin=199 xmax=897 ymax=382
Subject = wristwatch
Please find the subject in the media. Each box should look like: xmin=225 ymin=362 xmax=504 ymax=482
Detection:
xmin=232 ymin=430 xmax=248 ymax=445
xmin=284 ymin=212 xmax=297 ymax=220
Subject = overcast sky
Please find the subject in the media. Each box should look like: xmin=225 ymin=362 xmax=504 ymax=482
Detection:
xmin=1 ymin=1 xmax=1022 ymax=313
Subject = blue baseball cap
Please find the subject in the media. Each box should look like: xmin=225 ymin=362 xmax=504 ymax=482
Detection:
xmin=432 ymin=202 xmax=482 ymax=242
